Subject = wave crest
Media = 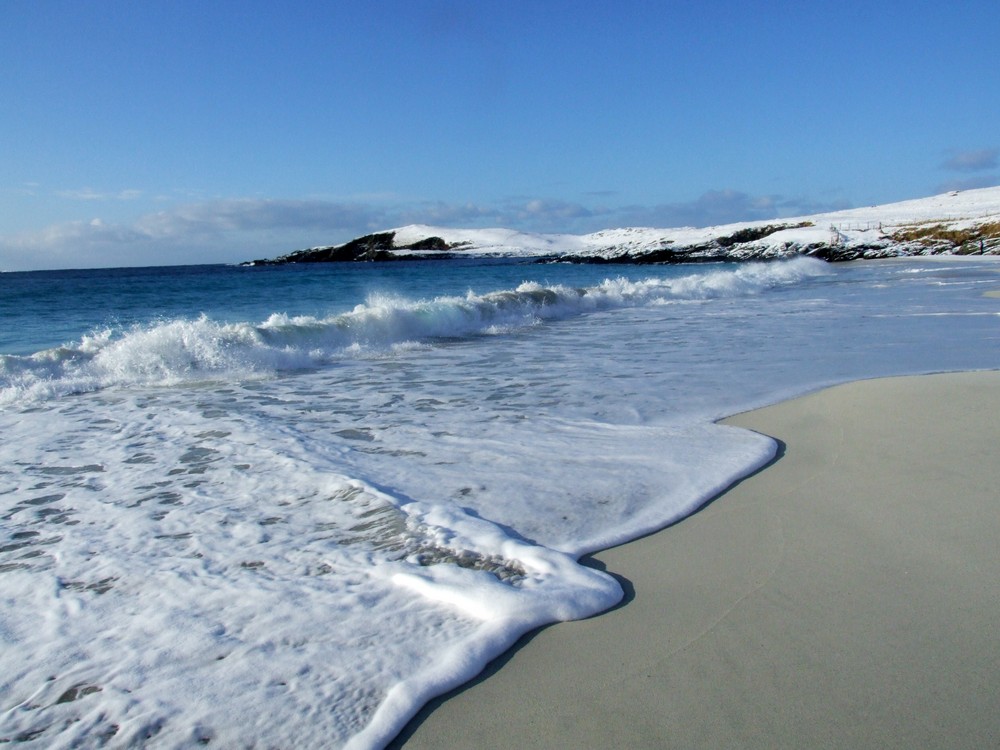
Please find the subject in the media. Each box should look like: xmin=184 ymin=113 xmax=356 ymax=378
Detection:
xmin=0 ymin=258 xmax=825 ymax=405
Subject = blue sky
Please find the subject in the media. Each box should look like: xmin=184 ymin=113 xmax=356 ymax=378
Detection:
xmin=2 ymin=0 xmax=998 ymax=270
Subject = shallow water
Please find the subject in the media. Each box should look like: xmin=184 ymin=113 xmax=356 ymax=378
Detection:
xmin=1 ymin=256 xmax=997 ymax=747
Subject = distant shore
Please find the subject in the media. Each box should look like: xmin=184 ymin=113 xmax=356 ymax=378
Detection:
xmin=392 ymin=371 xmax=1000 ymax=749
xmin=246 ymin=186 xmax=1000 ymax=267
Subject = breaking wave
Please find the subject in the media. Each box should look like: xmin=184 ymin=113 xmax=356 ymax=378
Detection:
xmin=0 ymin=258 xmax=825 ymax=405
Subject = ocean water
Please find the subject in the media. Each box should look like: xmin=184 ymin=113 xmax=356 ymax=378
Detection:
xmin=1 ymin=256 xmax=998 ymax=747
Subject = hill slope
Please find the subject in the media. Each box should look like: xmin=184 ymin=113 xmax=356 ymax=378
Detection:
xmin=248 ymin=186 xmax=1000 ymax=265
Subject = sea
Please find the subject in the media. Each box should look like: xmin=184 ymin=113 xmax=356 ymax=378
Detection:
xmin=1 ymin=256 xmax=998 ymax=748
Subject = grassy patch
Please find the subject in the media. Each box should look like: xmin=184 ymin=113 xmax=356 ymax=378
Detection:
xmin=890 ymin=221 xmax=1000 ymax=251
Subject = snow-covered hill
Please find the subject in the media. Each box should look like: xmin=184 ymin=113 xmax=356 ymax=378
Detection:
xmin=249 ymin=186 xmax=1000 ymax=265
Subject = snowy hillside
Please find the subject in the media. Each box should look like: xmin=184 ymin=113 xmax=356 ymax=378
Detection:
xmin=249 ymin=186 xmax=1000 ymax=265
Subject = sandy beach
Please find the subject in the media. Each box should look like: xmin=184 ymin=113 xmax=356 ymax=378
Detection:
xmin=393 ymin=371 xmax=1000 ymax=749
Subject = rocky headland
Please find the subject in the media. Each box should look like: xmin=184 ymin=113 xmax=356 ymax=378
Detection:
xmin=245 ymin=186 xmax=1000 ymax=266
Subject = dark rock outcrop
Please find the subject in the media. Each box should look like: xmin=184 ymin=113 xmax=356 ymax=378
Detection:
xmin=244 ymin=215 xmax=1000 ymax=267
xmin=716 ymin=222 xmax=813 ymax=248
xmin=246 ymin=232 xmax=458 ymax=266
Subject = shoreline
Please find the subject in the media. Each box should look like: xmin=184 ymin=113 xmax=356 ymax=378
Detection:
xmin=392 ymin=371 xmax=1000 ymax=749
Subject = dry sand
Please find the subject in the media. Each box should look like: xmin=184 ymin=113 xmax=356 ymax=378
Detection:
xmin=392 ymin=371 xmax=1000 ymax=749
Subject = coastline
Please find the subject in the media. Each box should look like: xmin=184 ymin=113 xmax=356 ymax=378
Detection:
xmin=391 ymin=371 xmax=1000 ymax=749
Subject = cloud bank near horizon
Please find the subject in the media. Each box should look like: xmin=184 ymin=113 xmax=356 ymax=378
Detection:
xmin=1 ymin=189 xmax=856 ymax=271
xmin=941 ymin=148 xmax=998 ymax=172
xmin=937 ymin=148 xmax=999 ymax=193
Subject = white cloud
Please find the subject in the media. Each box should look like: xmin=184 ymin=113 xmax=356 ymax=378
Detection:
xmin=130 ymin=199 xmax=377 ymax=240
xmin=0 ymin=199 xmax=391 ymax=270
xmin=402 ymin=198 xmax=603 ymax=232
xmin=607 ymin=190 xmax=849 ymax=229
xmin=55 ymin=187 xmax=144 ymax=201
xmin=936 ymin=174 xmax=999 ymax=193
xmin=55 ymin=188 xmax=105 ymax=201
xmin=941 ymin=148 xmax=999 ymax=172
xmin=8 ymin=182 xmax=41 ymax=197
xmin=0 ymin=190 xmax=852 ymax=271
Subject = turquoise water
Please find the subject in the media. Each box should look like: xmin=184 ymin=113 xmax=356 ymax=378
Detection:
xmin=0 ymin=259 xmax=682 ymax=355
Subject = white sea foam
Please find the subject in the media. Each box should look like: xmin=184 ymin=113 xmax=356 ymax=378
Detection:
xmin=1 ymin=256 xmax=997 ymax=748
xmin=0 ymin=258 xmax=825 ymax=406
xmin=0 ymin=390 xmax=633 ymax=748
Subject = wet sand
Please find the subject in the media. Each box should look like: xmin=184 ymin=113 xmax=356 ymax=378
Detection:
xmin=392 ymin=371 xmax=1000 ymax=749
